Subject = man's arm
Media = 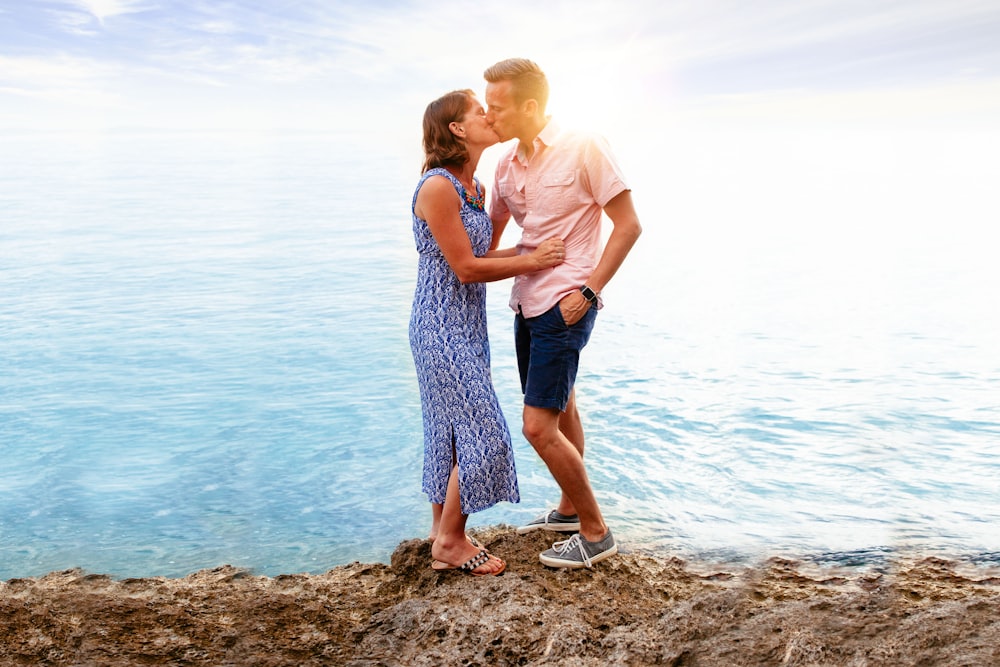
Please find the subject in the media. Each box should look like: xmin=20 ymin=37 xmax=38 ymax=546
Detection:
xmin=418 ymin=176 xmax=562 ymax=283
xmin=586 ymin=190 xmax=642 ymax=293
xmin=559 ymin=189 xmax=642 ymax=325
xmin=489 ymin=209 xmax=510 ymax=252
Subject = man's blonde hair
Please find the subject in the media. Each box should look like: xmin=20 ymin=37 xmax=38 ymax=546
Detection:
xmin=484 ymin=58 xmax=549 ymax=113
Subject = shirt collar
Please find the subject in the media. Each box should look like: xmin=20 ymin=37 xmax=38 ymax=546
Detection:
xmin=537 ymin=117 xmax=561 ymax=146
xmin=514 ymin=117 xmax=560 ymax=164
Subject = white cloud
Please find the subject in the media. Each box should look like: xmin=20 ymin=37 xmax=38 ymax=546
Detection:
xmin=195 ymin=20 xmax=239 ymax=35
xmin=66 ymin=0 xmax=150 ymax=23
xmin=0 ymin=54 xmax=127 ymax=129
xmin=677 ymin=79 xmax=1000 ymax=125
xmin=639 ymin=0 xmax=999 ymax=65
xmin=3 ymin=0 xmax=1000 ymax=132
xmin=0 ymin=54 xmax=116 ymax=93
xmin=46 ymin=8 xmax=100 ymax=36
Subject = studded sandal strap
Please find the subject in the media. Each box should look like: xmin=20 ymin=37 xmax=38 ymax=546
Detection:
xmin=459 ymin=549 xmax=490 ymax=572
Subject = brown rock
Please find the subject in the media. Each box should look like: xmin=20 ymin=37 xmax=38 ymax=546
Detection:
xmin=1 ymin=526 xmax=998 ymax=666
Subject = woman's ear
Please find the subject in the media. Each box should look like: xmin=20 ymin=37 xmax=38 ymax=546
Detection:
xmin=448 ymin=121 xmax=466 ymax=137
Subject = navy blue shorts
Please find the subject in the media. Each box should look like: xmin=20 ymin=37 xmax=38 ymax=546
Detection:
xmin=515 ymin=302 xmax=598 ymax=411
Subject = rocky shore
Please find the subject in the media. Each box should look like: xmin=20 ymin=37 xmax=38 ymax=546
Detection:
xmin=2 ymin=526 xmax=999 ymax=666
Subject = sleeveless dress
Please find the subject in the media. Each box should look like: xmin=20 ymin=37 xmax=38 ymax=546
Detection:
xmin=409 ymin=168 xmax=519 ymax=515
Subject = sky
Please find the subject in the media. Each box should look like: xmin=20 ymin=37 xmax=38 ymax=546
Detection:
xmin=2 ymin=0 xmax=999 ymax=135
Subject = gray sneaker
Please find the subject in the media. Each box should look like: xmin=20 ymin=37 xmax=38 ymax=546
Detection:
xmin=515 ymin=509 xmax=581 ymax=535
xmin=539 ymin=530 xmax=618 ymax=569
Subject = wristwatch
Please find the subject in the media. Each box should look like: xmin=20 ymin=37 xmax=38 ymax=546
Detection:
xmin=579 ymin=285 xmax=599 ymax=305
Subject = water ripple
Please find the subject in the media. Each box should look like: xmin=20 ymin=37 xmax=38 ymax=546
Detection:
xmin=2 ymin=132 xmax=998 ymax=577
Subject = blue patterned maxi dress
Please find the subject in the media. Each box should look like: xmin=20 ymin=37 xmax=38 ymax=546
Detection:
xmin=409 ymin=168 xmax=519 ymax=515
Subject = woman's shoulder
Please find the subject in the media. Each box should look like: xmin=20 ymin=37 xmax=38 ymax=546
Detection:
xmin=420 ymin=167 xmax=458 ymax=182
xmin=418 ymin=170 xmax=458 ymax=191
xmin=416 ymin=168 xmax=462 ymax=197
xmin=413 ymin=169 xmax=463 ymax=217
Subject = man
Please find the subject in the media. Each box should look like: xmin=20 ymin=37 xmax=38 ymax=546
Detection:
xmin=484 ymin=58 xmax=642 ymax=569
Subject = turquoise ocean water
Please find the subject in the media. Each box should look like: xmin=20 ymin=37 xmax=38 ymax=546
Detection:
xmin=2 ymin=131 xmax=998 ymax=579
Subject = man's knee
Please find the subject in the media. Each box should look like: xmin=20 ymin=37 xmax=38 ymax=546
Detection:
xmin=521 ymin=421 xmax=545 ymax=448
xmin=522 ymin=407 xmax=559 ymax=449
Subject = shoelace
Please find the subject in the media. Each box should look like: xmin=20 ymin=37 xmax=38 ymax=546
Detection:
xmin=551 ymin=534 xmax=594 ymax=568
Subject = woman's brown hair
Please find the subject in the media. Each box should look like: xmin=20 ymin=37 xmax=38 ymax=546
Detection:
xmin=421 ymin=89 xmax=474 ymax=173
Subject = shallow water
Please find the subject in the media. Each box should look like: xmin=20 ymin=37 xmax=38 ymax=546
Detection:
xmin=2 ymin=131 xmax=998 ymax=578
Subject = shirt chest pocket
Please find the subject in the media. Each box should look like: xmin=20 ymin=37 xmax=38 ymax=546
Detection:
xmin=498 ymin=178 xmax=524 ymax=216
xmin=498 ymin=179 xmax=518 ymax=199
xmin=536 ymin=170 xmax=578 ymax=215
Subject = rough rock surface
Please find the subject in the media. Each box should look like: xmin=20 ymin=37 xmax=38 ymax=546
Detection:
xmin=2 ymin=526 xmax=998 ymax=666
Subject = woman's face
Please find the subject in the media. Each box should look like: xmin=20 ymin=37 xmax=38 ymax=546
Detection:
xmin=456 ymin=98 xmax=499 ymax=147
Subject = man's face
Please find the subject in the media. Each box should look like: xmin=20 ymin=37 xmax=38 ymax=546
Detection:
xmin=485 ymin=80 xmax=520 ymax=142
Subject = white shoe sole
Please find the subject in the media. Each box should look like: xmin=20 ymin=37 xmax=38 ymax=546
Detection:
xmin=539 ymin=542 xmax=618 ymax=569
xmin=515 ymin=520 xmax=582 ymax=535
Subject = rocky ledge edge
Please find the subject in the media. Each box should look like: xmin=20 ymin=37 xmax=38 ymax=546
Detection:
xmin=2 ymin=525 xmax=999 ymax=666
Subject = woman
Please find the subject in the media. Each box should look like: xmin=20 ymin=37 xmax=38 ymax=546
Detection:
xmin=410 ymin=90 xmax=564 ymax=576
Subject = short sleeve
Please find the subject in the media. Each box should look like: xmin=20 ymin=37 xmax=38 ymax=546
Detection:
xmin=582 ymin=134 xmax=629 ymax=207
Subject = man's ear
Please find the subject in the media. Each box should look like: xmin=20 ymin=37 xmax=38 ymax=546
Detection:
xmin=522 ymin=99 xmax=538 ymax=117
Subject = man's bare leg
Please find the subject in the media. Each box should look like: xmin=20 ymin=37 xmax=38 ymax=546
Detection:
xmin=555 ymin=389 xmax=584 ymax=517
xmin=522 ymin=403 xmax=607 ymax=543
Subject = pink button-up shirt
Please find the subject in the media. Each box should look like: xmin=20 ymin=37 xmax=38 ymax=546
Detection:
xmin=490 ymin=120 xmax=629 ymax=318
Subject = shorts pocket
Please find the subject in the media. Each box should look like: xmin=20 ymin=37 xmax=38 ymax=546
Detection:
xmin=554 ymin=302 xmax=568 ymax=328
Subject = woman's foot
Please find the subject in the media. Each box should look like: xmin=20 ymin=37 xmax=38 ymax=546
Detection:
xmin=431 ymin=551 xmax=505 ymax=576
xmin=431 ymin=537 xmax=505 ymax=576
xmin=429 ymin=533 xmax=480 ymax=548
